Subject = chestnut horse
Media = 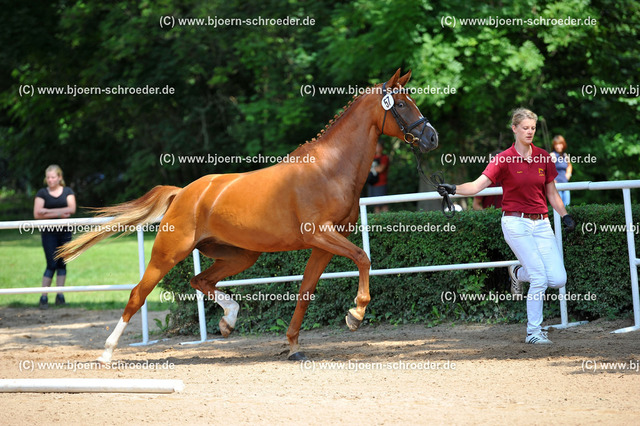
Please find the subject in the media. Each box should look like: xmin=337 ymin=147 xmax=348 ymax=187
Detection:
xmin=58 ymin=69 xmax=438 ymax=362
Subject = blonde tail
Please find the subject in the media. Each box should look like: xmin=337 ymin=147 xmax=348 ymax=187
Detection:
xmin=56 ymin=185 xmax=182 ymax=262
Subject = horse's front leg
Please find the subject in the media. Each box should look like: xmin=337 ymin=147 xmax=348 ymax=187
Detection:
xmin=286 ymin=248 xmax=333 ymax=360
xmin=303 ymin=226 xmax=372 ymax=332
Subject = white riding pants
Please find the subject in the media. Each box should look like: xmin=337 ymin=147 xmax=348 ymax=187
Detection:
xmin=501 ymin=215 xmax=567 ymax=335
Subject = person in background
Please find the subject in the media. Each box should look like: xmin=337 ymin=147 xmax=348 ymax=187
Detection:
xmin=33 ymin=165 xmax=76 ymax=309
xmin=552 ymin=135 xmax=572 ymax=205
xmin=367 ymin=140 xmax=390 ymax=213
xmin=437 ymin=108 xmax=575 ymax=345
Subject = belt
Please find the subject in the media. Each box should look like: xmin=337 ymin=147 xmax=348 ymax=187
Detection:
xmin=502 ymin=211 xmax=548 ymax=220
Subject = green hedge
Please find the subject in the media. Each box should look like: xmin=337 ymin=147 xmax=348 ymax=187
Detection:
xmin=158 ymin=204 xmax=639 ymax=335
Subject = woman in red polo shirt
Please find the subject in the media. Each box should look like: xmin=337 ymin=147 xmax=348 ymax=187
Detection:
xmin=437 ymin=108 xmax=575 ymax=344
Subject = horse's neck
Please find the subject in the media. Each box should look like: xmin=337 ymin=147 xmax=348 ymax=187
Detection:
xmin=308 ymin=95 xmax=380 ymax=180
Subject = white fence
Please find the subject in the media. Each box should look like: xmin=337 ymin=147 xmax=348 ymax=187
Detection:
xmin=1 ymin=180 xmax=639 ymax=344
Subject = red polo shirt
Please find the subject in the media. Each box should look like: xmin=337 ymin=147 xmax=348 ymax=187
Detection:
xmin=482 ymin=144 xmax=557 ymax=214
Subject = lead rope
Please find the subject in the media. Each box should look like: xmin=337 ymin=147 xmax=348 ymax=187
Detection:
xmin=411 ymin=145 xmax=455 ymax=218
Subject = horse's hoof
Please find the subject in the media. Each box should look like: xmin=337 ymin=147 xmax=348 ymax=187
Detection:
xmin=219 ymin=318 xmax=234 ymax=338
xmin=288 ymin=352 xmax=307 ymax=361
xmin=96 ymin=355 xmax=110 ymax=365
xmin=345 ymin=310 xmax=362 ymax=331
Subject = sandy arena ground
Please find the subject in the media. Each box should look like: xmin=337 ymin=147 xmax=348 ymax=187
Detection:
xmin=0 ymin=307 xmax=638 ymax=425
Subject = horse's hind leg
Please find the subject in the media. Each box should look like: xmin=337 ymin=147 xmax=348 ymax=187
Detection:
xmin=97 ymin=232 xmax=195 ymax=364
xmin=191 ymin=242 xmax=261 ymax=337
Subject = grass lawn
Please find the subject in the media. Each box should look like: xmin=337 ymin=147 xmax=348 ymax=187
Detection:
xmin=0 ymin=229 xmax=169 ymax=311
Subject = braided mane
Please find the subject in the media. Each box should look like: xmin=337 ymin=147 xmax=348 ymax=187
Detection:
xmin=305 ymin=93 xmax=362 ymax=144
xmin=288 ymin=82 xmax=383 ymax=158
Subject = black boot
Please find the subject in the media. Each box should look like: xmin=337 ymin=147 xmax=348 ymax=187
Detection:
xmin=55 ymin=294 xmax=66 ymax=306
xmin=39 ymin=295 xmax=48 ymax=310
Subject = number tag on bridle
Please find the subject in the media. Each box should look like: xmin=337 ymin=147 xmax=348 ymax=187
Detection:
xmin=381 ymin=93 xmax=394 ymax=110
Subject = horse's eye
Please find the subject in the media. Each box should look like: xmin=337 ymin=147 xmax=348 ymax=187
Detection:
xmin=397 ymin=101 xmax=405 ymax=108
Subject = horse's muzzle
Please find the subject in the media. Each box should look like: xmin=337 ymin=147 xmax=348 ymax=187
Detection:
xmin=416 ymin=123 xmax=438 ymax=154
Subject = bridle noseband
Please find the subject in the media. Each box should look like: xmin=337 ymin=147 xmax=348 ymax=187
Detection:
xmin=380 ymin=82 xmax=430 ymax=146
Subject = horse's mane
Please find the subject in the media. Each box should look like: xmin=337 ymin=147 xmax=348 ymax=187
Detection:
xmin=289 ymin=83 xmax=381 ymax=158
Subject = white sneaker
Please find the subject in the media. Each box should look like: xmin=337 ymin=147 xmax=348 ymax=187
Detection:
xmin=508 ymin=265 xmax=524 ymax=295
xmin=525 ymin=331 xmax=552 ymax=344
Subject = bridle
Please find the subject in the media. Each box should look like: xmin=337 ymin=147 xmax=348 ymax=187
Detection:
xmin=380 ymin=82 xmax=431 ymax=147
xmin=379 ymin=83 xmax=455 ymax=217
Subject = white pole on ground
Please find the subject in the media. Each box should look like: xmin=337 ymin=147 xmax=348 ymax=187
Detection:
xmin=0 ymin=378 xmax=184 ymax=394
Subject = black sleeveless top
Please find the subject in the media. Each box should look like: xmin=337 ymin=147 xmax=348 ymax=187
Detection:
xmin=36 ymin=187 xmax=75 ymax=209
xmin=36 ymin=187 xmax=75 ymax=234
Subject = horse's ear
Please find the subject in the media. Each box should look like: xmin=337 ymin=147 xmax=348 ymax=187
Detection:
xmin=398 ymin=70 xmax=412 ymax=86
xmin=386 ymin=68 xmax=402 ymax=88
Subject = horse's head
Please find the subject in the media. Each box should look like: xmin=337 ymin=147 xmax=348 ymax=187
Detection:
xmin=379 ymin=69 xmax=438 ymax=153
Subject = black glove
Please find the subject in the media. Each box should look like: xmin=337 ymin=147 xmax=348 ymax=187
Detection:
xmin=562 ymin=214 xmax=576 ymax=232
xmin=437 ymin=183 xmax=456 ymax=196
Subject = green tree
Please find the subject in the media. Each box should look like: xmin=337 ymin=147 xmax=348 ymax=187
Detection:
xmin=1 ymin=0 xmax=638 ymax=208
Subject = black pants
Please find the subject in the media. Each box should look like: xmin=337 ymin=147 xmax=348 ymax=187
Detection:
xmin=41 ymin=232 xmax=72 ymax=278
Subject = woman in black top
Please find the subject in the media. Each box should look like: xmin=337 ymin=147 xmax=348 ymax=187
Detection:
xmin=33 ymin=165 xmax=76 ymax=309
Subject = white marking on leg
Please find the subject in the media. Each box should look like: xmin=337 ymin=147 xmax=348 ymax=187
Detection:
xmin=214 ymin=290 xmax=239 ymax=328
xmin=97 ymin=317 xmax=128 ymax=364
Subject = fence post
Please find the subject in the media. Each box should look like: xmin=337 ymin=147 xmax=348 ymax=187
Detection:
xmin=179 ymin=249 xmax=221 ymax=345
xmin=612 ymin=188 xmax=640 ymax=333
xmin=359 ymin=204 xmax=371 ymax=262
xmin=130 ymin=228 xmax=157 ymax=346
xmin=545 ymin=210 xmax=587 ymax=330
